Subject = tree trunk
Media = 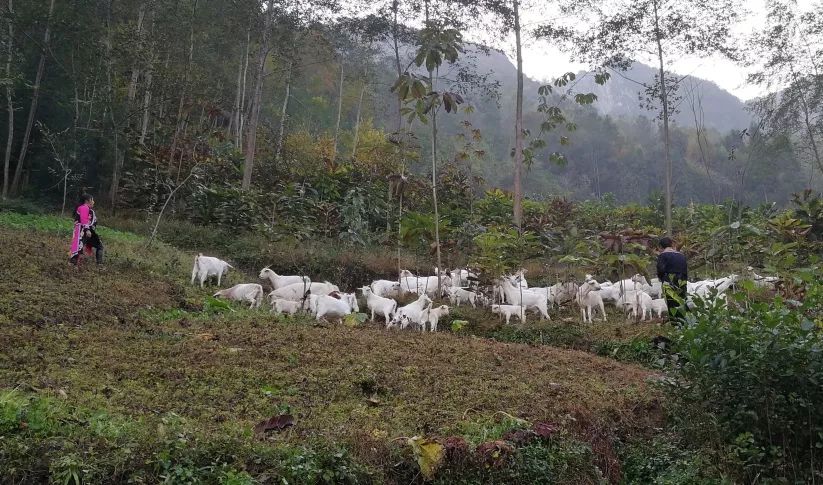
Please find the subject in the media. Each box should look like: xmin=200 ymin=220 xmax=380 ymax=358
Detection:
xmin=653 ymin=0 xmax=673 ymax=236
xmin=242 ymin=0 xmax=274 ymax=189
xmin=140 ymin=68 xmax=153 ymax=145
xmin=230 ymin=46 xmax=243 ymax=145
xmin=168 ymin=0 xmax=197 ymax=173
xmin=126 ymin=3 xmax=146 ymax=106
xmin=111 ymin=1 xmax=146 ymax=204
xmin=11 ymin=0 xmax=54 ymax=195
xmin=392 ymin=0 xmax=403 ymax=133
xmin=238 ymin=29 xmax=250 ymax=151
xmin=332 ymin=61 xmax=344 ymax=162
xmin=424 ymin=0 xmax=442 ymax=293
xmin=351 ymin=80 xmax=366 ymax=159
xmin=687 ymin=86 xmax=716 ymax=203
xmin=512 ymin=0 xmax=524 ymax=230
xmin=273 ymin=62 xmax=292 ymax=165
xmin=2 ymin=0 xmax=13 ymax=199
xmin=431 ymin=69 xmax=442 ymax=295
xmin=139 ymin=11 xmax=155 ymax=145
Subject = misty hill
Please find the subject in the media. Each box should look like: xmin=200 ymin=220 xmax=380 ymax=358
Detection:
xmin=571 ymin=63 xmax=752 ymax=132
xmin=370 ymin=42 xmax=805 ymax=205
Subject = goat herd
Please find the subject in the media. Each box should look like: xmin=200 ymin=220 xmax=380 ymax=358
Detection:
xmin=191 ymin=253 xmax=781 ymax=329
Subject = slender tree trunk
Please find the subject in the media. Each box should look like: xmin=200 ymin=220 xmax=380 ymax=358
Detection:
xmin=11 ymin=0 xmax=54 ymax=195
xmin=139 ymin=12 xmax=155 ymax=145
xmin=111 ymin=1 xmax=146 ymax=203
xmin=512 ymin=0 xmax=524 ymax=230
xmin=687 ymin=85 xmax=716 ymax=202
xmin=242 ymin=0 xmax=274 ymax=189
xmin=140 ymin=69 xmax=153 ymax=145
xmin=168 ymin=0 xmax=197 ymax=173
xmin=127 ymin=3 xmax=146 ymax=106
xmin=653 ymin=0 xmax=673 ymax=235
xmin=431 ymin=69 xmax=442 ymax=295
xmin=392 ymin=0 xmax=403 ymax=133
xmin=332 ymin=61 xmax=344 ymax=162
xmin=2 ymin=0 xmax=13 ymax=199
xmin=230 ymin=46 xmax=243 ymax=145
xmin=424 ymin=0 xmax=442 ymax=294
xmin=273 ymin=62 xmax=292 ymax=165
xmin=351 ymin=80 xmax=366 ymax=159
xmin=238 ymin=29 xmax=250 ymax=150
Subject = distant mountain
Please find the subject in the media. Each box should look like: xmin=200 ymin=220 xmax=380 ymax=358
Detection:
xmin=570 ymin=62 xmax=752 ymax=132
xmin=459 ymin=48 xmax=753 ymax=132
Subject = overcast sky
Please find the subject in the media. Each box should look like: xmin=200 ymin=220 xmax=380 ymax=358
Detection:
xmin=486 ymin=0 xmax=817 ymax=101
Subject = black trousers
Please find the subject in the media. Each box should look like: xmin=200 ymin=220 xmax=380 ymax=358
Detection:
xmin=70 ymin=230 xmax=104 ymax=264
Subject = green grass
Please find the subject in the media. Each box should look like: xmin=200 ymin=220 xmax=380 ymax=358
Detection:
xmin=0 ymin=211 xmax=663 ymax=483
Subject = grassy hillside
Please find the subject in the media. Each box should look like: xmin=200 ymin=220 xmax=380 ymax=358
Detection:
xmin=0 ymin=211 xmax=666 ymax=483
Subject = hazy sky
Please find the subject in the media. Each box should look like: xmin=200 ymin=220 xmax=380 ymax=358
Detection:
xmin=498 ymin=0 xmax=816 ymax=101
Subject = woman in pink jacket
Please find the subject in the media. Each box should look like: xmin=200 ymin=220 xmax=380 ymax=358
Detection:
xmin=69 ymin=193 xmax=104 ymax=265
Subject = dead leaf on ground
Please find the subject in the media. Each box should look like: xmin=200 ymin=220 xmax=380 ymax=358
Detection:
xmin=476 ymin=440 xmax=514 ymax=468
xmin=253 ymin=414 xmax=295 ymax=435
xmin=408 ymin=436 xmax=445 ymax=480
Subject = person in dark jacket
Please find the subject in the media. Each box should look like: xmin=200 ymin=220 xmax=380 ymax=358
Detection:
xmin=656 ymin=237 xmax=687 ymax=321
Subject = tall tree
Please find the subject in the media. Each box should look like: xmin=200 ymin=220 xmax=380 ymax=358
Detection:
xmin=12 ymin=0 xmax=55 ymax=195
xmin=242 ymin=0 xmax=275 ymax=190
xmin=394 ymin=3 xmax=464 ymax=292
xmin=566 ymin=0 xmax=742 ymax=235
xmin=512 ymin=0 xmax=524 ymax=229
xmin=2 ymin=0 xmax=13 ymax=199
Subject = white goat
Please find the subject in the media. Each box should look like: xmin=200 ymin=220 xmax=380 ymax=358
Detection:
xmin=615 ymin=274 xmax=647 ymax=295
xmin=391 ymin=294 xmax=433 ymax=330
xmin=259 ymin=268 xmax=310 ymax=290
xmin=268 ymin=281 xmax=339 ymax=302
xmin=213 ymin=283 xmax=263 ymax=309
xmin=576 ymin=279 xmax=606 ymax=323
xmin=497 ymin=279 xmax=550 ymax=319
xmin=191 ymin=254 xmax=232 ymax=288
xmin=421 ymin=304 xmax=450 ymax=332
xmin=400 ymin=274 xmax=451 ymax=297
xmin=308 ymin=292 xmax=359 ymax=323
xmin=445 ymin=287 xmax=477 ymax=308
xmin=370 ymin=280 xmax=401 ymax=298
xmin=595 ymin=285 xmax=622 ymax=306
xmin=360 ymin=286 xmax=398 ymax=323
xmin=691 ymin=274 xmax=739 ymax=300
xmin=271 ymin=298 xmax=307 ymax=316
xmin=747 ymin=267 xmax=779 ymax=290
xmin=650 ymin=298 xmax=668 ymax=318
xmin=549 ymin=281 xmax=578 ymax=306
xmin=618 ymin=290 xmax=653 ymax=321
xmin=491 ymin=304 xmax=526 ymax=324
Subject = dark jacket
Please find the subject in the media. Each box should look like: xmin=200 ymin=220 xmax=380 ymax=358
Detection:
xmin=657 ymin=250 xmax=688 ymax=287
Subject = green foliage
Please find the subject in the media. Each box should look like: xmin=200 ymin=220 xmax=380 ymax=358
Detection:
xmin=0 ymin=390 xmax=371 ymax=484
xmin=471 ymin=227 xmax=540 ymax=277
xmin=667 ymin=281 xmax=823 ymax=482
xmin=619 ymin=434 xmax=715 ymax=485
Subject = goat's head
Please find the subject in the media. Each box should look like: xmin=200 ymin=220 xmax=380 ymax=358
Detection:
xmin=258 ymin=267 xmax=274 ymax=279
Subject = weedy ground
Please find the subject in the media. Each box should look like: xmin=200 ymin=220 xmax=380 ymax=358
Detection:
xmin=0 ymin=211 xmax=669 ymax=483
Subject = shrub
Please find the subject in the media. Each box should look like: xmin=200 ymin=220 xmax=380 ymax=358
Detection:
xmin=667 ymin=282 xmax=823 ymax=481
